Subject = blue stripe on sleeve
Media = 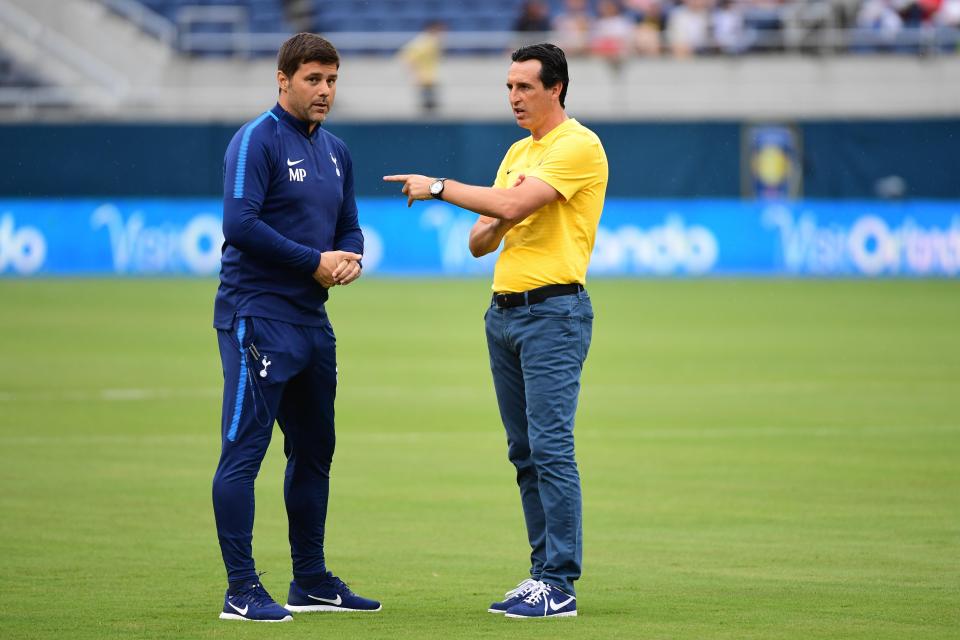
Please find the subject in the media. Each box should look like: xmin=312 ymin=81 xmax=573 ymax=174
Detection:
xmin=227 ymin=319 xmax=248 ymax=442
xmin=232 ymin=111 xmax=277 ymax=199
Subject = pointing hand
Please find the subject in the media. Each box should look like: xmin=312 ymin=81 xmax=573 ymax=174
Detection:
xmin=383 ymin=174 xmax=435 ymax=207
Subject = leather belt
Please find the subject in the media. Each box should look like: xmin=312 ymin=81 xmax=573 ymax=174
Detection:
xmin=492 ymin=283 xmax=584 ymax=309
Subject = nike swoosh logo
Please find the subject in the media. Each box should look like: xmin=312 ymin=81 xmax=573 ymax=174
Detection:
xmin=287 ymin=158 xmax=305 ymax=166
xmin=307 ymin=594 xmax=342 ymax=605
xmin=506 ymin=169 xmax=513 ymax=174
xmin=228 ymin=601 xmax=249 ymax=615
xmin=549 ymin=596 xmax=574 ymax=611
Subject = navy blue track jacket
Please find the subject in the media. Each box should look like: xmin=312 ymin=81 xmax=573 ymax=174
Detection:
xmin=214 ymin=103 xmax=363 ymax=329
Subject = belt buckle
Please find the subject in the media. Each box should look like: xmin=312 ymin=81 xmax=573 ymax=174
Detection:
xmin=496 ymin=292 xmax=518 ymax=308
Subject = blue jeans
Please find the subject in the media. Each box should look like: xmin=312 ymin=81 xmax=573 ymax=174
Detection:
xmin=484 ymin=289 xmax=593 ymax=595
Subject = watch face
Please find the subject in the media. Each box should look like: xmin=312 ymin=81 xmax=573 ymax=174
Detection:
xmin=431 ymin=181 xmax=443 ymax=195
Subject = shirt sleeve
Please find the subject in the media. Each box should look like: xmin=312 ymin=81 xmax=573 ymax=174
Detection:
xmin=524 ymin=133 xmax=602 ymax=202
xmin=221 ymin=130 xmax=322 ymax=273
xmin=333 ymin=146 xmax=364 ymax=256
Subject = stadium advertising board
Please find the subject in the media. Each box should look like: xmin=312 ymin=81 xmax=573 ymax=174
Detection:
xmin=1 ymin=198 xmax=958 ymax=277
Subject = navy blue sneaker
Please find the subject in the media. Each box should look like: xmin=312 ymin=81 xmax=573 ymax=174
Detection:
xmin=488 ymin=578 xmax=539 ymax=614
xmin=504 ymin=580 xmax=577 ymax=618
xmin=219 ymin=580 xmax=293 ymax=622
xmin=285 ymin=574 xmax=382 ymax=612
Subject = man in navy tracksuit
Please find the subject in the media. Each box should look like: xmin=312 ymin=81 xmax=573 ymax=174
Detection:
xmin=212 ymin=33 xmax=380 ymax=622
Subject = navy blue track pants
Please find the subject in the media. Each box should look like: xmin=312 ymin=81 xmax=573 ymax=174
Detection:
xmin=212 ymin=315 xmax=337 ymax=585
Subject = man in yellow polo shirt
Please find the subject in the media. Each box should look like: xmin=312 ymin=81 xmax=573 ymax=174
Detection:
xmin=384 ymin=43 xmax=607 ymax=619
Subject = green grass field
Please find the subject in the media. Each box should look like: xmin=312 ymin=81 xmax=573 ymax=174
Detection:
xmin=0 ymin=278 xmax=958 ymax=639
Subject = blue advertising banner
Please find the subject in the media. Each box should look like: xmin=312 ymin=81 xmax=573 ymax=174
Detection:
xmin=0 ymin=198 xmax=958 ymax=277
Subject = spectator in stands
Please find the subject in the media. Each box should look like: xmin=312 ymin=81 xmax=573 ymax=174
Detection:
xmin=713 ymin=0 xmax=753 ymax=54
xmin=591 ymin=0 xmax=636 ymax=67
xmin=625 ymin=0 xmax=666 ymax=56
xmin=935 ymin=0 xmax=960 ymax=25
xmin=833 ymin=0 xmax=866 ymax=28
xmin=891 ymin=0 xmax=946 ymax=49
xmin=667 ymin=0 xmax=713 ymax=58
xmin=515 ymin=0 xmax=553 ymax=32
xmin=933 ymin=0 xmax=960 ymax=50
xmin=857 ymin=0 xmax=905 ymax=46
xmin=893 ymin=0 xmax=926 ymax=26
xmin=399 ymin=21 xmax=446 ymax=115
xmin=553 ymin=0 xmax=595 ymax=56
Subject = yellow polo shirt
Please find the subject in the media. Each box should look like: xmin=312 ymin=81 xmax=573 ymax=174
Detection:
xmin=492 ymin=118 xmax=608 ymax=293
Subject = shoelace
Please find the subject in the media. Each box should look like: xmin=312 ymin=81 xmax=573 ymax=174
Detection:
xmin=504 ymin=578 xmax=539 ymax=599
xmin=521 ymin=580 xmax=551 ymax=606
xmin=236 ymin=583 xmax=278 ymax=607
xmin=328 ymin=575 xmax=354 ymax=595
xmin=235 ymin=572 xmax=277 ymax=607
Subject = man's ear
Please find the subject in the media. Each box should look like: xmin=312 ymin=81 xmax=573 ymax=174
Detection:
xmin=277 ymin=70 xmax=288 ymax=92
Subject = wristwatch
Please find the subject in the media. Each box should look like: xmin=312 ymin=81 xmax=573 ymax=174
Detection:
xmin=429 ymin=178 xmax=447 ymax=200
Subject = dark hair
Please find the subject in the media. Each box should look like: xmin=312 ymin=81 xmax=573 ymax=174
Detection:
xmin=277 ymin=33 xmax=339 ymax=79
xmin=511 ymin=43 xmax=569 ymax=108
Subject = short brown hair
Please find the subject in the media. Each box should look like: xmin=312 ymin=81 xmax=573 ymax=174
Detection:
xmin=277 ymin=33 xmax=339 ymax=78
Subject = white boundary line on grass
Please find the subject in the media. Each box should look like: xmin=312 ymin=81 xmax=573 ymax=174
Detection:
xmin=0 ymin=424 xmax=956 ymax=448
xmin=7 ymin=379 xmax=953 ymax=405
xmin=0 ymin=388 xmax=222 ymax=402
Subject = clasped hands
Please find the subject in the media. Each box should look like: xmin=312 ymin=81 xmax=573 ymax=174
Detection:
xmin=314 ymin=250 xmax=362 ymax=288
